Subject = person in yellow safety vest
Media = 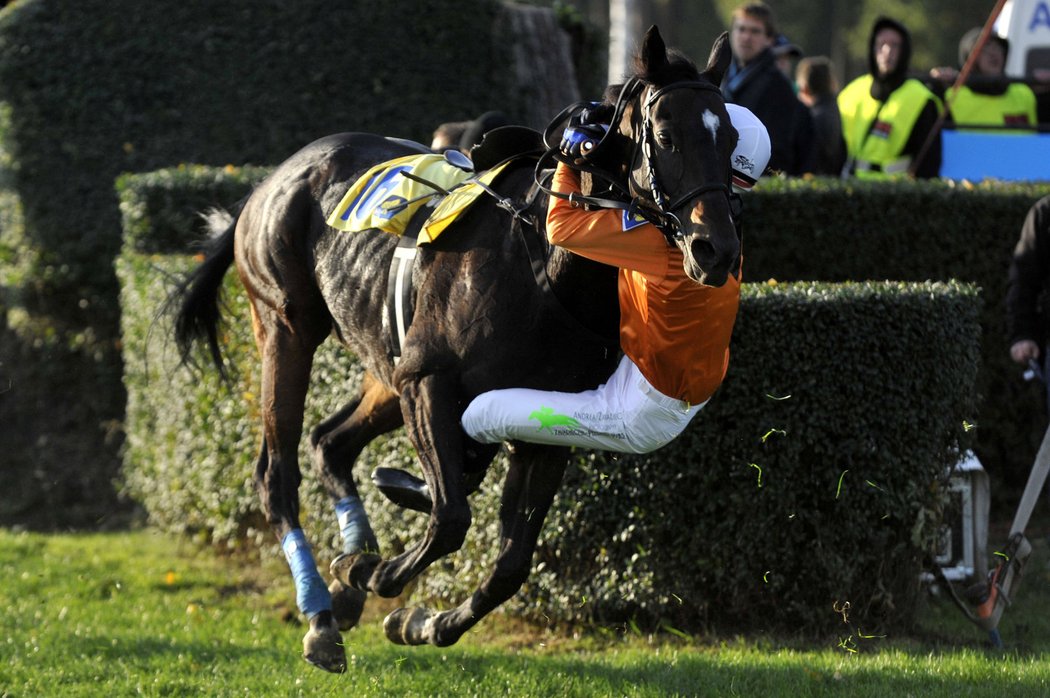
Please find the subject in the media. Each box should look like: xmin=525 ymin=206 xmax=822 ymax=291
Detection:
xmin=930 ymin=28 xmax=1038 ymax=129
xmin=838 ymin=17 xmax=944 ymax=179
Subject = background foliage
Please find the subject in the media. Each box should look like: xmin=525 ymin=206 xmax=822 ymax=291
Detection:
xmin=118 ymin=167 xmax=979 ymax=635
xmin=0 ymin=0 xmax=580 ymax=528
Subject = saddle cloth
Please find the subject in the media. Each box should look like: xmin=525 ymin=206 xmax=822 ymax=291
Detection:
xmin=326 ymin=153 xmax=512 ymax=243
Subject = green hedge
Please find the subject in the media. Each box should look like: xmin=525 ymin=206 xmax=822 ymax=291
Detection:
xmin=536 ymin=280 xmax=978 ymax=634
xmin=0 ymin=0 xmax=578 ymax=527
xmin=118 ymin=168 xmax=980 ymax=635
xmin=745 ymin=177 xmax=1050 ymax=502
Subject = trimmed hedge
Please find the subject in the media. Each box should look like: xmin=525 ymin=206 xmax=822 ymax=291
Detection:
xmin=118 ymin=168 xmax=979 ymax=635
xmin=536 ymin=280 xmax=978 ymax=634
xmin=745 ymin=177 xmax=1050 ymax=502
xmin=0 ymin=0 xmax=580 ymax=527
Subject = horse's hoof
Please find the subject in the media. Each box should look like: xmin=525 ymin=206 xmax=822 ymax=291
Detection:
xmin=330 ymin=551 xmax=382 ymax=593
xmin=329 ymin=579 xmax=367 ymax=631
xmin=302 ymin=618 xmax=346 ymax=673
xmin=383 ymin=607 xmax=434 ymax=646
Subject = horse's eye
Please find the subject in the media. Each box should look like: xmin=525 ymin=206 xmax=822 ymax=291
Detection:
xmin=655 ymin=130 xmax=674 ymax=149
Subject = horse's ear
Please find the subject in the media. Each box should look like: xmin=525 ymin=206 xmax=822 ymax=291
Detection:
xmin=639 ymin=25 xmax=669 ymax=75
xmin=702 ymin=32 xmax=732 ymax=85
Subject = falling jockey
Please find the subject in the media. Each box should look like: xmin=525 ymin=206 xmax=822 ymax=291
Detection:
xmin=460 ymin=102 xmax=770 ymax=452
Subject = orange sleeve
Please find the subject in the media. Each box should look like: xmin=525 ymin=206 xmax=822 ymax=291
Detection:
xmin=545 ymin=164 xmax=670 ymax=277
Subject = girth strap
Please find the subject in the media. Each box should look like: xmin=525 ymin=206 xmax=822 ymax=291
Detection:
xmin=385 ymin=204 xmax=432 ymax=363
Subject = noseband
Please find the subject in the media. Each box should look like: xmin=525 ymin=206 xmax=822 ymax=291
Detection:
xmin=536 ymin=77 xmax=737 ymax=247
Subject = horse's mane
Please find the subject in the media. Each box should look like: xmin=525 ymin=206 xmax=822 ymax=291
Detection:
xmin=603 ymin=48 xmax=703 ymax=103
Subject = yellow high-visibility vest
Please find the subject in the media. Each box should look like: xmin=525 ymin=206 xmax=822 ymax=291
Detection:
xmin=947 ymin=83 xmax=1037 ymax=128
xmin=838 ymin=75 xmax=943 ymax=179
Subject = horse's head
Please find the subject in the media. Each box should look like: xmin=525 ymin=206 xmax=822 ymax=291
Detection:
xmin=620 ymin=27 xmax=738 ymax=287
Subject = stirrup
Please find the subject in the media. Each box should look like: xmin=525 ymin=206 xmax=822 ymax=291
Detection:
xmin=371 ymin=467 xmax=431 ymax=513
xmin=371 ymin=467 xmax=488 ymax=513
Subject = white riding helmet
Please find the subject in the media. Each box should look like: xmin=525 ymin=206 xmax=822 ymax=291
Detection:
xmin=726 ymin=104 xmax=771 ymax=193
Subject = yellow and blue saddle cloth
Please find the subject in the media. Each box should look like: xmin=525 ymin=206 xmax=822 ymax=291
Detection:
xmin=327 ymin=153 xmax=513 ymax=243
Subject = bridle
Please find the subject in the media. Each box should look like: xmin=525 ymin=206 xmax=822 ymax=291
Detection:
xmin=536 ymin=76 xmax=738 ymax=247
xmin=636 ymin=80 xmax=735 ymax=243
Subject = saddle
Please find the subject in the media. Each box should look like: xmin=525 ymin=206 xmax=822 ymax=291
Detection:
xmin=326 ymin=127 xmax=545 ymax=364
xmin=328 ymin=126 xmax=545 ymax=244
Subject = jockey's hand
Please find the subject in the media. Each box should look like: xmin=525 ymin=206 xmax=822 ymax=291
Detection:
xmin=578 ymin=101 xmax=614 ymax=126
xmin=560 ymin=121 xmax=608 ymax=161
xmin=1011 ymin=339 xmax=1040 ymax=365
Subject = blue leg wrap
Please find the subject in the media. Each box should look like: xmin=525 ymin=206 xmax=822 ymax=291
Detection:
xmin=334 ymin=495 xmax=377 ymax=554
xmin=281 ymin=529 xmax=331 ymax=619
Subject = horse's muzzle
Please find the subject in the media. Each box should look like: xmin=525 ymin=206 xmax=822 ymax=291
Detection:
xmin=681 ymin=226 xmax=738 ymax=287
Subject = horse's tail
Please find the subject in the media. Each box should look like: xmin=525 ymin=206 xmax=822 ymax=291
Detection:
xmin=172 ymin=202 xmax=243 ymax=377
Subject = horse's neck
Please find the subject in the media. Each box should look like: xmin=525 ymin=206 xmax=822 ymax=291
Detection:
xmin=545 ymin=244 xmax=619 ymax=340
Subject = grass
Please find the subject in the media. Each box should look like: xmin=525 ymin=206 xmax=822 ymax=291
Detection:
xmin=2 ymin=527 xmax=1050 ymax=697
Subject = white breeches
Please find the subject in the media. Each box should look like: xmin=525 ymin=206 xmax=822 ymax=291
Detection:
xmin=461 ymin=355 xmax=705 ymax=453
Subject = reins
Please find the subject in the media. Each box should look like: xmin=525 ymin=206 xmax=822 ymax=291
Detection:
xmin=534 ymin=77 xmax=734 ymax=246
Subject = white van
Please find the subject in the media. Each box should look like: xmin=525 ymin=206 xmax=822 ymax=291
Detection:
xmin=996 ymin=0 xmax=1050 ymax=78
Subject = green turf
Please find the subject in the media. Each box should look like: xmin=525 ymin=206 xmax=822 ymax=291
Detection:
xmin=1 ymin=528 xmax=1048 ymax=697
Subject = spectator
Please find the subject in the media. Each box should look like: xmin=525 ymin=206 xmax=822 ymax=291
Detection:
xmin=458 ymin=110 xmax=509 ymax=153
xmin=772 ymin=34 xmax=803 ymax=86
xmin=721 ymin=2 xmax=813 ymax=175
xmin=838 ymin=16 xmax=943 ymax=179
xmin=796 ymin=56 xmax=845 ymax=175
xmin=431 ymin=120 xmax=470 ymax=151
xmin=930 ymin=28 xmax=1037 ymax=128
xmin=1007 ymin=196 xmax=1050 ymax=371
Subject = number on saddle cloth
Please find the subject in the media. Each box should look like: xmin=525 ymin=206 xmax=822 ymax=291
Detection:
xmin=327 ymin=154 xmax=472 ymax=236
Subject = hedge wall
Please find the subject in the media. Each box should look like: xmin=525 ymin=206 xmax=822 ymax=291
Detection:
xmin=744 ymin=177 xmax=1050 ymax=502
xmin=535 ymin=279 xmax=978 ymax=634
xmin=0 ymin=0 xmax=579 ymax=528
xmin=118 ymin=168 xmax=980 ymax=635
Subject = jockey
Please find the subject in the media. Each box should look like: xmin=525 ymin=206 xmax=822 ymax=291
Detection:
xmin=460 ymin=104 xmax=770 ymax=453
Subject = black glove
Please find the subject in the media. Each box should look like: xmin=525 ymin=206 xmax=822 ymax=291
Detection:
xmin=577 ymin=101 xmax=614 ymax=126
xmin=559 ymin=102 xmax=613 ymax=162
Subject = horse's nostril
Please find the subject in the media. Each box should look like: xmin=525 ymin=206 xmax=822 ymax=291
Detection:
xmin=691 ymin=238 xmax=716 ymax=263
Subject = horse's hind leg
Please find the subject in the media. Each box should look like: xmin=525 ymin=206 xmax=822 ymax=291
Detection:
xmin=383 ymin=443 xmax=566 ymax=646
xmin=333 ymin=372 xmax=473 ymax=597
xmin=309 ymin=371 xmax=403 ymax=630
xmin=248 ymin=301 xmax=346 ymax=672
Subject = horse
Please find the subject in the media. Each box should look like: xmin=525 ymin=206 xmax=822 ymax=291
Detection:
xmin=173 ymin=26 xmax=738 ymax=672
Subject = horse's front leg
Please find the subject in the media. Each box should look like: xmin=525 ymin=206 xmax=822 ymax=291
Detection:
xmin=384 ymin=443 xmax=567 ymax=646
xmin=332 ymin=371 xmax=471 ymax=598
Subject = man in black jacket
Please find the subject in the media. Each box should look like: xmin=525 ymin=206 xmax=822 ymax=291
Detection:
xmin=721 ymin=2 xmax=813 ymax=175
xmin=1008 ymin=196 xmax=1050 ymax=370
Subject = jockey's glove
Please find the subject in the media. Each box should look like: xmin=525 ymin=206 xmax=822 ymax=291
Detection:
xmin=560 ymin=119 xmax=609 ymax=162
